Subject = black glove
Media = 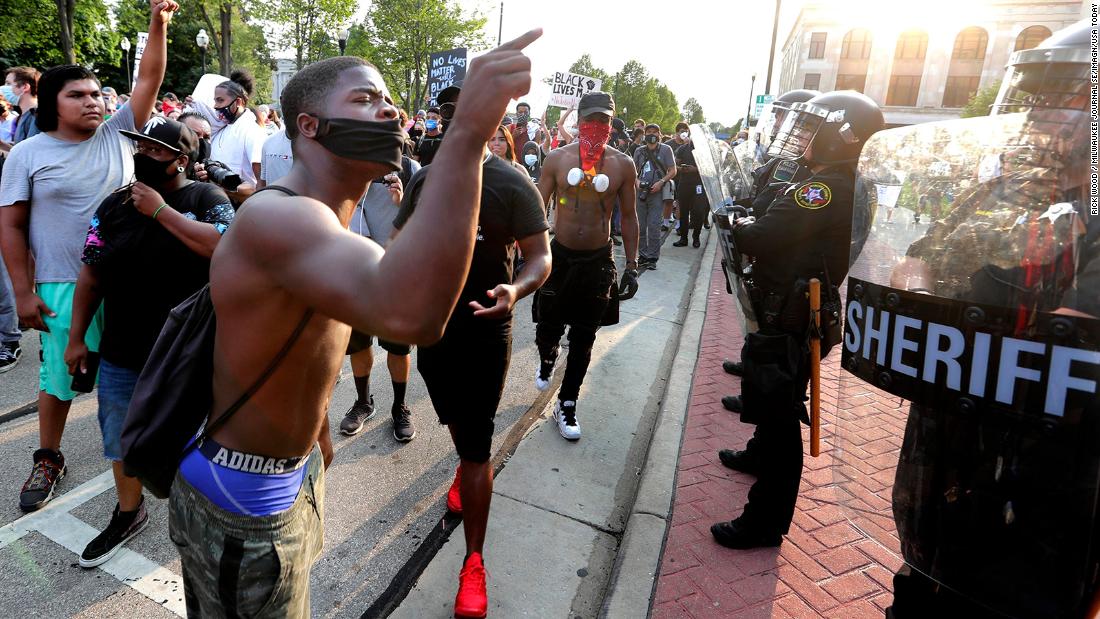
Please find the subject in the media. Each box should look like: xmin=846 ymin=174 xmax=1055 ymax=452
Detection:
xmin=619 ymin=269 xmax=639 ymax=300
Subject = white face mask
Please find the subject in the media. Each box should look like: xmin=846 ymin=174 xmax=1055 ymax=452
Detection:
xmin=524 ymin=153 xmax=538 ymax=167
xmin=679 ymin=131 xmax=689 ymax=140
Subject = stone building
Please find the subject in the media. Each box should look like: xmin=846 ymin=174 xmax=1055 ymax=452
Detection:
xmin=776 ymin=0 xmax=1088 ymax=125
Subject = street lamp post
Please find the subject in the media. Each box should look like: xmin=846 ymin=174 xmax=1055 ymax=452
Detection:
xmin=745 ymin=73 xmax=757 ymax=130
xmin=120 ymin=37 xmax=132 ymax=93
xmin=196 ymin=29 xmax=209 ymax=73
xmin=338 ymin=28 xmax=349 ymax=56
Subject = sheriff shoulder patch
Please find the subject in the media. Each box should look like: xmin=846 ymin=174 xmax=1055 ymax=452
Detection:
xmin=794 ymin=182 xmax=832 ymax=209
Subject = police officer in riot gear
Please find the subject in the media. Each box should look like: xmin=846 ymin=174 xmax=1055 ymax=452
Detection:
xmin=834 ymin=20 xmax=1098 ymax=618
xmin=722 ymin=88 xmax=820 ymax=379
xmin=710 ymin=90 xmax=884 ymax=549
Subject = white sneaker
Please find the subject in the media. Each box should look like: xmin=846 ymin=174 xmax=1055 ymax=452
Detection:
xmin=554 ymin=400 xmax=581 ymax=441
xmin=535 ymin=360 xmax=554 ymax=391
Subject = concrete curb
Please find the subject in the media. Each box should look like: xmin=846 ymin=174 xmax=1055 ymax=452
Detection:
xmin=600 ymin=233 xmax=716 ymax=618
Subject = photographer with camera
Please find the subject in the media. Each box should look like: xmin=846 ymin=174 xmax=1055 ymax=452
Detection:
xmin=190 ymin=70 xmax=266 ymax=204
xmin=632 ymin=123 xmax=676 ymax=270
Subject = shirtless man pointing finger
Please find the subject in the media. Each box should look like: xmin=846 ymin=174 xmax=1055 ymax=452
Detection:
xmin=167 ymin=29 xmax=542 ymax=617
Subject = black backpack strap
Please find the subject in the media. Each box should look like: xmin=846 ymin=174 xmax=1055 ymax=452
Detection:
xmin=192 ymin=308 xmax=315 ymax=447
xmin=643 ymin=146 xmax=668 ymax=177
xmin=254 ymin=184 xmax=299 ymax=197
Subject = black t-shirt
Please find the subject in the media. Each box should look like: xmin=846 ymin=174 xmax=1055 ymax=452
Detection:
xmin=394 ymin=154 xmax=548 ymax=323
xmin=82 ymin=182 xmax=234 ymax=370
xmin=675 ymin=142 xmax=702 ymax=189
xmin=415 ymin=133 xmax=444 ymax=166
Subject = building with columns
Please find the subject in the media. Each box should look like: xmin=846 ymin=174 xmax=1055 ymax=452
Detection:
xmin=270 ymin=59 xmax=298 ymax=108
xmin=777 ymin=0 xmax=1088 ymax=126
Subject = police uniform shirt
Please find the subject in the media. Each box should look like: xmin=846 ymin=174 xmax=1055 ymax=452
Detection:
xmin=749 ymin=158 xmax=813 ymax=217
xmin=734 ymin=165 xmax=855 ymax=294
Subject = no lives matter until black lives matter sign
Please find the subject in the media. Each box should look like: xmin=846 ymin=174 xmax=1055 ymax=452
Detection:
xmin=428 ymin=48 xmax=467 ymax=105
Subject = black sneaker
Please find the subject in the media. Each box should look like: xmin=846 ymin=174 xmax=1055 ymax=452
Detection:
xmin=20 ymin=449 xmax=66 ymax=512
xmin=672 ymin=238 xmax=688 ymax=247
xmin=79 ymin=499 xmax=149 ymax=568
xmin=693 ymin=237 xmax=701 ymax=248
xmin=0 ymin=342 xmax=21 ymax=374
xmin=340 ymin=396 xmax=376 ymax=435
xmin=392 ymin=404 xmax=415 ymax=442
xmin=535 ymin=358 xmax=555 ymax=391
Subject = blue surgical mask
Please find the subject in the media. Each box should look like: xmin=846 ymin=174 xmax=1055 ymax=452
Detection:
xmin=1 ymin=85 xmax=19 ymax=107
xmin=524 ymin=153 xmax=538 ymax=167
xmin=425 ymin=119 xmax=439 ymax=131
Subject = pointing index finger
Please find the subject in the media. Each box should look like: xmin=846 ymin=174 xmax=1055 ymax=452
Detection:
xmin=495 ymin=28 xmax=542 ymax=52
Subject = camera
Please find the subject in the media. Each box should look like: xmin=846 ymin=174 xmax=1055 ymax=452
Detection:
xmin=202 ymin=160 xmax=242 ymax=191
xmin=638 ymin=183 xmax=652 ymax=201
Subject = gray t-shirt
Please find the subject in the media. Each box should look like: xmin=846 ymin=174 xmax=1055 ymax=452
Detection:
xmin=260 ymin=129 xmax=294 ymax=183
xmin=352 ymin=158 xmax=421 ymax=243
xmin=0 ymin=104 xmax=136 ymax=283
xmin=633 ymin=143 xmax=676 ymax=187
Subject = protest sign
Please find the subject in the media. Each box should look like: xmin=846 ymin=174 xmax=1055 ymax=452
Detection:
xmin=427 ymin=48 xmax=468 ymax=104
xmin=549 ymin=72 xmax=603 ymax=108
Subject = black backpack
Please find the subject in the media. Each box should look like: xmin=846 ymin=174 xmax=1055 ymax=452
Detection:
xmin=120 ymin=186 xmax=312 ymax=498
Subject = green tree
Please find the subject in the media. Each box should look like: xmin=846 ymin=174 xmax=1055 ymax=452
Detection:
xmin=567 ymin=53 xmax=613 ymax=89
xmin=252 ymin=0 xmax=355 ymax=70
xmin=347 ymin=0 xmax=488 ymax=113
xmin=107 ymin=0 xmax=272 ymax=100
xmin=683 ymin=97 xmax=705 ymax=124
xmin=608 ymin=60 xmax=681 ymax=132
xmin=961 ymin=80 xmax=1001 ymax=118
xmin=0 ymin=0 xmax=116 ymax=69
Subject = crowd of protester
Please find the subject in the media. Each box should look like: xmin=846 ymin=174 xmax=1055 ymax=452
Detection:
xmin=0 ymin=9 xmax=711 ymax=615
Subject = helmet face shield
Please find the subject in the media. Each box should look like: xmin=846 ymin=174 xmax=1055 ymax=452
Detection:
xmin=766 ymin=102 xmax=828 ymax=161
xmin=993 ymin=48 xmax=1091 ymax=114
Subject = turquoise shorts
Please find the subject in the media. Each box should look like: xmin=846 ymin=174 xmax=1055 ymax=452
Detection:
xmin=37 ymin=282 xmax=104 ymax=401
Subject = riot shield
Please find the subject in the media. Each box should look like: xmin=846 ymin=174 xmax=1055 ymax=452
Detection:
xmin=835 ymin=109 xmax=1099 ymax=617
xmin=732 ymin=139 xmax=762 ymax=197
xmin=690 ymin=123 xmax=758 ymax=333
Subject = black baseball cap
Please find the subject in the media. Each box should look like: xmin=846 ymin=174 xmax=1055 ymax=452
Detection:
xmin=437 ymin=80 xmax=463 ymax=106
xmin=579 ymin=91 xmax=615 ymax=118
xmin=120 ymin=117 xmax=199 ymax=158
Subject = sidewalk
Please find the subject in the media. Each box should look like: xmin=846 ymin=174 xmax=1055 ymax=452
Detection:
xmin=651 ymin=250 xmax=904 ymax=618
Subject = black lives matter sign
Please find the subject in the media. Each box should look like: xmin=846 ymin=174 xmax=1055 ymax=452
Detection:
xmin=428 ymin=48 xmax=467 ymax=105
xmin=841 ymin=279 xmax=1100 ymax=420
xmin=550 ymin=72 xmax=603 ymax=108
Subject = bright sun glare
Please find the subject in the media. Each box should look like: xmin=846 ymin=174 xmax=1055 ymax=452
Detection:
xmin=827 ymin=0 xmax=987 ymax=40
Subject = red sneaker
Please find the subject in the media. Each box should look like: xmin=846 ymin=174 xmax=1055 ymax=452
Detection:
xmin=447 ymin=465 xmax=462 ymax=514
xmin=454 ymin=552 xmax=487 ymax=618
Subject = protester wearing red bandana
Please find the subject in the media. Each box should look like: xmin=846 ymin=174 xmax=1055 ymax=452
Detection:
xmin=533 ymin=91 xmax=641 ymax=442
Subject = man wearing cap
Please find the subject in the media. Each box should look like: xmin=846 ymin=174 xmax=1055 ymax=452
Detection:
xmin=534 ymin=91 xmax=640 ymax=440
xmin=0 ymin=0 xmax=177 ymax=513
xmin=66 ymin=116 xmax=234 ymax=567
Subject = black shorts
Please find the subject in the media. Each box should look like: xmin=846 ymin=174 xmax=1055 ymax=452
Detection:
xmin=417 ymin=317 xmax=512 ymax=463
xmin=346 ymin=330 xmax=412 ymax=356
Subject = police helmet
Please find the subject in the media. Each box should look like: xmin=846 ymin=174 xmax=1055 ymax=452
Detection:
xmin=993 ymin=20 xmax=1092 ymax=114
xmin=767 ymin=90 xmax=884 ymax=166
xmin=763 ymin=89 xmax=821 ymax=141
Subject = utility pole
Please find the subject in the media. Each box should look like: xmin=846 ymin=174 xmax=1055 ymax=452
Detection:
xmin=498 ymin=2 xmax=504 ymax=46
xmin=765 ymin=0 xmax=782 ymax=94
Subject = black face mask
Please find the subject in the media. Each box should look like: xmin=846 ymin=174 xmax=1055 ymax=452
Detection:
xmin=215 ymin=102 xmax=239 ymax=124
xmin=194 ymin=138 xmax=211 ymax=164
xmin=133 ymin=153 xmax=180 ymax=186
xmin=644 ymin=134 xmax=659 ymax=145
xmin=312 ymin=117 xmax=404 ymax=171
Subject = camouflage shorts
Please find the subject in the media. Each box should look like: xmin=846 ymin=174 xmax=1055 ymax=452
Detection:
xmin=168 ymin=447 xmax=325 ymax=618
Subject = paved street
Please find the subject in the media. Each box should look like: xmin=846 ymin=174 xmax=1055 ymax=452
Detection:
xmin=0 ymin=229 xmax=710 ymax=617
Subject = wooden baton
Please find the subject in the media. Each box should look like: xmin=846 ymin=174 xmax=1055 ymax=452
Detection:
xmin=809 ymin=278 xmax=821 ymax=458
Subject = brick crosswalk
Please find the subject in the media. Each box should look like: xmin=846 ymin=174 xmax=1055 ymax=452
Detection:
xmin=653 ymin=250 xmax=907 ymax=618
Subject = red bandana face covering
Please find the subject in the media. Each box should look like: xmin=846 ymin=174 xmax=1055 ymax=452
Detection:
xmin=578 ymin=121 xmax=613 ymax=172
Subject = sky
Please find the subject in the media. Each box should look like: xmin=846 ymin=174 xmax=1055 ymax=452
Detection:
xmin=352 ymin=0 xmax=803 ymax=127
